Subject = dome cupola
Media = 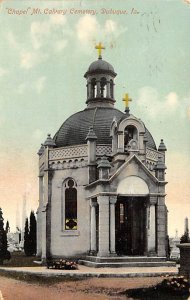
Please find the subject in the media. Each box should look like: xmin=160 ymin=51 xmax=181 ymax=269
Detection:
xmin=84 ymin=43 xmax=117 ymax=108
xmin=53 ymin=44 xmax=157 ymax=151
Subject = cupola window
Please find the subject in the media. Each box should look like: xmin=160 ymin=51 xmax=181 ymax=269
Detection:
xmin=91 ymin=78 xmax=97 ymax=98
xmin=110 ymin=79 xmax=114 ymax=98
xmin=100 ymin=77 xmax=107 ymax=98
xmin=124 ymin=125 xmax=138 ymax=147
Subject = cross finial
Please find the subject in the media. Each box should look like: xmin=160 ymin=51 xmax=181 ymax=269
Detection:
xmin=95 ymin=42 xmax=105 ymax=59
xmin=122 ymin=93 xmax=132 ymax=113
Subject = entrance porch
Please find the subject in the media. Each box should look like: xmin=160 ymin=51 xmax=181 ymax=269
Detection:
xmin=89 ymin=194 xmax=158 ymax=258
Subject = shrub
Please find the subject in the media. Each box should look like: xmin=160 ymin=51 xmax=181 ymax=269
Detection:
xmin=157 ymin=275 xmax=190 ymax=296
xmin=0 ymin=208 xmax=11 ymax=264
xmin=47 ymin=259 xmax=78 ymax=270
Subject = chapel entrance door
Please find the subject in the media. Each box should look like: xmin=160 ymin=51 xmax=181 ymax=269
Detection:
xmin=115 ymin=196 xmax=146 ymax=255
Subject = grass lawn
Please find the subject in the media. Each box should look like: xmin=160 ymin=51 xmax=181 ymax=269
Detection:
xmin=2 ymin=251 xmax=40 ymax=267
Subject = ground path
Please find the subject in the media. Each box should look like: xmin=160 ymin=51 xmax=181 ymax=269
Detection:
xmin=0 ymin=275 xmax=165 ymax=300
xmin=0 ymin=265 xmax=178 ymax=278
xmin=0 ymin=265 xmax=178 ymax=299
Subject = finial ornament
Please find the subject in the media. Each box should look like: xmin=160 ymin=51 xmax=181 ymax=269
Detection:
xmin=122 ymin=93 xmax=132 ymax=113
xmin=95 ymin=42 xmax=105 ymax=59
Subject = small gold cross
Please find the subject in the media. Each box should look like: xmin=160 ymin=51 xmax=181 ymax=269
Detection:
xmin=122 ymin=93 xmax=132 ymax=108
xmin=95 ymin=42 xmax=105 ymax=58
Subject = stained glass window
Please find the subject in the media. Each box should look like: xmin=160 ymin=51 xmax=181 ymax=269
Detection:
xmin=65 ymin=179 xmax=77 ymax=230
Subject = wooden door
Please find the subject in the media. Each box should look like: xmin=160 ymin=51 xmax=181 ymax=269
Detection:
xmin=115 ymin=197 xmax=146 ymax=255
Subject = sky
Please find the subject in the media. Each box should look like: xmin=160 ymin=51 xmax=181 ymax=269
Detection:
xmin=0 ymin=0 xmax=189 ymax=237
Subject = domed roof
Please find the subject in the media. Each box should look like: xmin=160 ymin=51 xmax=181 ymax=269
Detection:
xmin=84 ymin=58 xmax=116 ymax=77
xmin=54 ymin=107 xmax=157 ymax=150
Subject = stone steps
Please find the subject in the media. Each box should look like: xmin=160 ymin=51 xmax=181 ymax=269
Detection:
xmin=83 ymin=255 xmax=167 ymax=263
xmin=78 ymin=256 xmax=176 ymax=268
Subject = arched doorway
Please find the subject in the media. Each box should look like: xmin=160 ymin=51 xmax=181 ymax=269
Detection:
xmin=116 ymin=176 xmax=149 ymax=255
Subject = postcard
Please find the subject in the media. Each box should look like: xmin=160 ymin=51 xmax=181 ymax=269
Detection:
xmin=0 ymin=0 xmax=190 ymax=298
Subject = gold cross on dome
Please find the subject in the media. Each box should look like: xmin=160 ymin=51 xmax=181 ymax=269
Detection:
xmin=122 ymin=93 xmax=132 ymax=108
xmin=95 ymin=42 xmax=105 ymax=59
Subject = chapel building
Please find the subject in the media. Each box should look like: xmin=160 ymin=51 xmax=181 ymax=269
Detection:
xmin=37 ymin=46 xmax=169 ymax=266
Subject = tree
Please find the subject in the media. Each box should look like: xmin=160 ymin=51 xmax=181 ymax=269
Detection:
xmin=24 ymin=211 xmax=37 ymax=256
xmin=180 ymin=231 xmax=190 ymax=243
xmin=29 ymin=211 xmax=37 ymax=256
xmin=24 ymin=218 xmax=30 ymax=256
xmin=5 ymin=220 xmax=10 ymax=234
xmin=0 ymin=208 xmax=11 ymax=264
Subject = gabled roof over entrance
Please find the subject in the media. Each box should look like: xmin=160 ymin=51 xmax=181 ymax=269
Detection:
xmin=110 ymin=154 xmax=159 ymax=184
xmin=85 ymin=154 xmax=166 ymax=197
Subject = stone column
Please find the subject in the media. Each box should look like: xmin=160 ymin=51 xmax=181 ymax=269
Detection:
xmin=90 ymin=200 xmax=97 ymax=254
xmin=97 ymin=195 xmax=110 ymax=257
xmin=148 ymin=196 xmax=157 ymax=255
xmin=37 ymin=175 xmax=43 ymax=256
xmin=144 ymin=202 xmax=149 ymax=255
xmin=41 ymin=205 xmax=47 ymax=261
xmin=110 ymin=196 xmax=117 ymax=255
xmin=156 ymin=195 xmax=167 ymax=257
xmin=106 ymin=81 xmax=110 ymax=98
xmin=36 ymin=208 xmax=41 ymax=257
xmin=46 ymin=170 xmax=54 ymax=260
xmin=96 ymin=81 xmax=101 ymax=98
xmin=117 ymin=131 xmax=124 ymax=152
xmin=111 ymin=82 xmax=115 ymax=99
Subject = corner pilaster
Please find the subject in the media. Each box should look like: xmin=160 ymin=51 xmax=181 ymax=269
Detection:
xmin=97 ymin=195 xmax=110 ymax=257
xmin=90 ymin=199 xmax=97 ymax=254
xmin=110 ymin=196 xmax=117 ymax=255
xmin=147 ymin=196 xmax=157 ymax=255
xmin=156 ymin=195 xmax=167 ymax=257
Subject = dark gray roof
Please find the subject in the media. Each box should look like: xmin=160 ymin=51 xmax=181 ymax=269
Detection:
xmin=54 ymin=107 xmax=157 ymax=150
xmin=144 ymin=130 xmax=157 ymax=150
xmin=84 ymin=59 xmax=116 ymax=77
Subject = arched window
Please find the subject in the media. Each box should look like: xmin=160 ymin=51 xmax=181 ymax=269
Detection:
xmin=100 ymin=77 xmax=107 ymax=98
xmin=87 ymin=80 xmax=90 ymax=98
xmin=65 ymin=179 xmax=77 ymax=230
xmin=110 ymin=79 xmax=114 ymax=98
xmin=124 ymin=125 xmax=138 ymax=148
xmin=91 ymin=78 xmax=97 ymax=98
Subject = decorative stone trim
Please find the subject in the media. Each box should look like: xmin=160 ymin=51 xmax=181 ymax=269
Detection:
xmin=146 ymin=147 xmax=164 ymax=162
xmin=96 ymin=145 xmax=112 ymax=156
xmin=49 ymin=145 xmax=88 ymax=160
xmin=109 ymin=195 xmax=117 ymax=204
xmin=90 ymin=199 xmax=98 ymax=207
xmin=149 ymin=196 xmax=157 ymax=205
xmin=146 ymin=160 xmax=156 ymax=171
xmin=60 ymin=230 xmax=80 ymax=237
xmin=49 ymin=144 xmax=112 ymax=161
xmin=49 ymin=158 xmax=87 ymax=170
